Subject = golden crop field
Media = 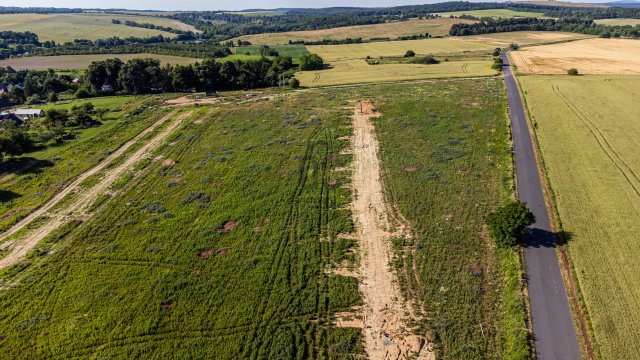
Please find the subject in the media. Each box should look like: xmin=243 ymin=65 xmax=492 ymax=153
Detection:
xmin=308 ymin=32 xmax=591 ymax=62
xmin=295 ymin=59 xmax=497 ymax=87
xmin=0 ymin=54 xmax=201 ymax=70
xmin=594 ymin=18 xmax=640 ymax=26
xmin=0 ymin=13 xmax=195 ymax=43
xmin=230 ymin=18 xmax=476 ymax=45
xmin=437 ymin=9 xmax=549 ymax=18
xmin=510 ymin=38 xmax=640 ymax=74
xmin=518 ymin=75 xmax=640 ymax=360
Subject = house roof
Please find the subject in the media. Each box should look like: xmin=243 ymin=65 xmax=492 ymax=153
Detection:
xmin=14 ymin=109 xmax=43 ymax=115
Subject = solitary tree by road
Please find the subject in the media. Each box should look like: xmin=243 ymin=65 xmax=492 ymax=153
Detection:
xmin=487 ymin=200 xmax=536 ymax=248
xmin=567 ymin=68 xmax=579 ymax=76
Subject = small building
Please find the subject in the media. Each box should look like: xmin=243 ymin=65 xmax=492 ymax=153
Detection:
xmin=0 ymin=112 xmax=24 ymax=127
xmin=101 ymin=84 xmax=113 ymax=92
xmin=14 ymin=109 xmax=44 ymax=120
xmin=72 ymin=78 xmax=83 ymax=84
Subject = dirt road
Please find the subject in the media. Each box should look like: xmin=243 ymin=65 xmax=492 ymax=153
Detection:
xmin=351 ymin=100 xmax=432 ymax=360
xmin=0 ymin=110 xmax=192 ymax=270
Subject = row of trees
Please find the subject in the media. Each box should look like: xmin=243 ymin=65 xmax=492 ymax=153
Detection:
xmin=112 ymin=19 xmax=192 ymax=36
xmin=450 ymin=18 xmax=640 ymax=38
xmin=84 ymin=56 xmax=298 ymax=95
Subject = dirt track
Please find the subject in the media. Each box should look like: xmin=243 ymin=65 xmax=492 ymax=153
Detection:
xmin=351 ymin=100 xmax=432 ymax=360
xmin=0 ymin=110 xmax=192 ymax=270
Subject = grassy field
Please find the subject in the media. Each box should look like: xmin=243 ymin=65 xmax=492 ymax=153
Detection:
xmin=229 ymin=18 xmax=476 ymax=45
xmin=0 ymin=91 xmax=363 ymax=359
xmin=511 ymin=38 xmax=640 ymax=74
xmin=518 ymin=75 xmax=640 ymax=360
xmin=236 ymin=45 xmax=310 ymax=60
xmin=437 ymin=9 xmax=549 ymax=19
xmin=295 ymin=59 xmax=497 ymax=87
xmin=0 ymin=13 xmax=186 ymax=43
xmin=368 ymin=78 xmax=527 ymax=358
xmin=0 ymin=54 xmax=201 ymax=70
xmin=0 ymin=79 xmax=528 ymax=359
xmin=594 ymin=18 xmax=640 ymax=26
xmin=0 ymin=96 xmax=169 ymax=233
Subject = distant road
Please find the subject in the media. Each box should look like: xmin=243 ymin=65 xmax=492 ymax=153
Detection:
xmin=500 ymin=51 xmax=582 ymax=360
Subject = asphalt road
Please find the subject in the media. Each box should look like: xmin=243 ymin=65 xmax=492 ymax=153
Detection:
xmin=500 ymin=51 xmax=582 ymax=360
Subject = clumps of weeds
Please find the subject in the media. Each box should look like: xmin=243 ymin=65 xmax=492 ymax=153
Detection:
xmin=217 ymin=220 xmax=237 ymax=234
xmin=146 ymin=218 xmax=160 ymax=224
xmin=194 ymin=161 xmax=207 ymax=170
xmin=181 ymin=191 xmax=210 ymax=205
xmin=148 ymin=246 xmax=161 ymax=254
xmin=139 ymin=202 xmax=167 ymax=215
xmin=19 ymin=313 xmax=50 ymax=331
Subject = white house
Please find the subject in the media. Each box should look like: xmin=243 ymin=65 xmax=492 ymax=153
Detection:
xmin=13 ymin=109 xmax=44 ymax=120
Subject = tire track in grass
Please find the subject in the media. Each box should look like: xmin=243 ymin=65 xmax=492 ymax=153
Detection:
xmin=552 ymin=84 xmax=640 ymax=197
xmin=0 ymin=110 xmax=193 ymax=270
xmin=243 ymin=129 xmax=320 ymax=358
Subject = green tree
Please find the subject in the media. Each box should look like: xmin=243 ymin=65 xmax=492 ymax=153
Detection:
xmin=404 ymin=49 xmax=416 ymax=57
xmin=0 ymin=123 xmax=31 ymax=162
xmin=567 ymin=68 xmax=579 ymax=76
xmin=486 ymin=200 xmax=536 ymax=248
xmin=299 ymin=54 xmax=324 ymax=71
xmin=493 ymin=47 xmax=501 ymax=56
xmin=289 ymin=77 xmax=300 ymax=89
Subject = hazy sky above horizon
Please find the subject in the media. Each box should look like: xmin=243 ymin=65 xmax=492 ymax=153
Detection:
xmin=1 ymin=0 xmax=602 ymax=11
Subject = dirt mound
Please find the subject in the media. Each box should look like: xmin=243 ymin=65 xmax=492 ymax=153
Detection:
xmin=198 ymin=249 xmax=214 ymax=259
xmin=162 ymin=159 xmax=176 ymax=167
xmin=217 ymin=220 xmax=237 ymax=233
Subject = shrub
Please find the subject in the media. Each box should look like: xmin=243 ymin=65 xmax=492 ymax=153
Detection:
xmin=567 ymin=68 xmax=579 ymax=76
xmin=493 ymin=47 xmax=501 ymax=56
xmin=299 ymin=53 xmax=324 ymax=71
xmin=289 ymin=77 xmax=300 ymax=89
xmin=412 ymin=56 xmax=440 ymax=64
xmin=404 ymin=50 xmax=416 ymax=57
xmin=509 ymin=43 xmax=519 ymax=51
xmin=486 ymin=200 xmax=535 ymax=248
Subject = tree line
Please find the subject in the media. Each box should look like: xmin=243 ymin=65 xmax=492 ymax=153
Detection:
xmin=450 ymin=17 xmax=640 ymax=38
xmin=111 ymin=19 xmax=194 ymax=36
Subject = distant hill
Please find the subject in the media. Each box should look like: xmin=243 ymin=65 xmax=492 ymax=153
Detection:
xmin=599 ymin=0 xmax=640 ymax=7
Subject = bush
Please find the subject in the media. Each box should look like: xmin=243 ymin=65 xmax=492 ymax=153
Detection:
xmin=299 ymin=53 xmax=324 ymax=71
xmin=404 ymin=50 xmax=416 ymax=57
xmin=509 ymin=43 xmax=519 ymax=51
xmin=567 ymin=68 xmax=579 ymax=76
xmin=486 ymin=200 xmax=535 ymax=248
xmin=289 ymin=77 xmax=300 ymax=89
xmin=493 ymin=47 xmax=501 ymax=56
xmin=75 ymin=88 xmax=90 ymax=99
xmin=411 ymin=55 xmax=440 ymax=64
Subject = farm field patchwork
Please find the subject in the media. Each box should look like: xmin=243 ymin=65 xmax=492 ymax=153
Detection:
xmin=307 ymin=32 xmax=592 ymax=62
xmin=510 ymin=38 xmax=640 ymax=74
xmin=0 ymin=54 xmax=202 ymax=70
xmin=229 ymin=18 xmax=476 ymax=45
xmin=295 ymin=59 xmax=497 ymax=87
xmin=518 ymin=75 xmax=640 ymax=360
xmin=437 ymin=9 xmax=549 ymax=18
xmin=0 ymin=79 xmax=526 ymax=359
xmin=0 ymin=13 xmax=186 ymax=43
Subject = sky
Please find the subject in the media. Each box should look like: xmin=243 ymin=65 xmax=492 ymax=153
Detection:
xmin=1 ymin=0 xmax=603 ymax=11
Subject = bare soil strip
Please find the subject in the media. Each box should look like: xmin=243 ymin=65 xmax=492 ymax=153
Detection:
xmin=0 ymin=110 xmax=192 ymax=270
xmin=351 ymin=100 xmax=432 ymax=360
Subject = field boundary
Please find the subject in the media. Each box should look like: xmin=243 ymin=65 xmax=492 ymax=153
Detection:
xmin=510 ymin=64 xmax=597 ymax=360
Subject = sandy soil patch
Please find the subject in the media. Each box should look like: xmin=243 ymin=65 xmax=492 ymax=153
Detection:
xmin=350 ymin=100 xmax=433 ymax=360
xmin=510 ymin=38 xmax=640 ymax=74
